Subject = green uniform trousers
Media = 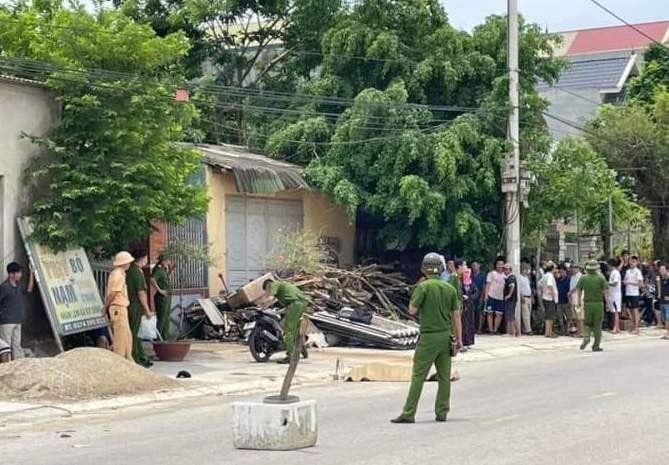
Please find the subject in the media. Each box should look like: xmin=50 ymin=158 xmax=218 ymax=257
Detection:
xmin=402 ymin=331 xmax=453 ymax=419
xmin=583 ymin=302 xmax=604 ymax=349
xmin=155 ymin=294 xmax=171 ymax=340
xmin=128 ymin=305 xmax=149 ymax=363
xmin=283 ymin=301 xmax=306 ymax=356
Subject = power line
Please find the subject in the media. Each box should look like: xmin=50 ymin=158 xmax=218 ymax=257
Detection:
xmin=586 ymin=0 xmax=669 ymax=52
xmin=0 ymin=55 xmax=478 ymax=116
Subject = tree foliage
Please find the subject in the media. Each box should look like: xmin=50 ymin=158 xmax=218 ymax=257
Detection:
xmin=628 ymin=44 xmax=669 ymax=105
xmin=257 ymin=1 xmax=565 ymax=257
xmin=524 ymin=138 xmax=642 ymax=252
xmin=0 ymin=1 xmax=207 ymax=256
xmin=587 ymin=89 xmax=669 ymax=257
xmin=113 ymin=0 xmax=344 ymax=144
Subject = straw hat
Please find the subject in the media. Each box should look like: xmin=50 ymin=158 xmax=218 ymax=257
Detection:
xmin=113 ymin=251 xmax=134 ymax=267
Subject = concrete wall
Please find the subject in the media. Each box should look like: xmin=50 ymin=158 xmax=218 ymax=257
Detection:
xmin=0 ymin=78 xmax=58 ymax=267
xmin=539 ymin=87 xmax=602 ymax=140
xmin=0 ymin=78 xmax=59 ymax=351
xmin=205 ymin=168 xmax=355 ymax=295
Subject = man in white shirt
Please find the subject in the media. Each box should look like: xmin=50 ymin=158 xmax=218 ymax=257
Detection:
xmin=623 ymin=255 xmax=644 ymax=335
xmin=539 ymin=261 xmax=559 ymax=338
xmin=607 ymin=257 xmax=623 ymax=334
xmin=518 ymin=267 xmax=533 ymax=335
xmin=484 ymin=257 xmax=507 ymax=334
xmin=568 ymin=265 xmax=584 ymax=336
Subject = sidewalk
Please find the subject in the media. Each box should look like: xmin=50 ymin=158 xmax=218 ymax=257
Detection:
xmin=1 ymin=327 xmax=665 ymax=422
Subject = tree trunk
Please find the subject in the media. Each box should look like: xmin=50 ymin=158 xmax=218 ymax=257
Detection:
xmin=652 ymin=208 xmax=669 ymax=259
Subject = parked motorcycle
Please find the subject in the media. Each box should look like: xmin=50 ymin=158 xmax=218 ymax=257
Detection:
xmin=247 ymin=307 xmax=308 ymax=362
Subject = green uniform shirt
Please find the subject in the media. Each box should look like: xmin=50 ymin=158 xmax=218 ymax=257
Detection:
xmin=127 ymin=263 xmax=147 ymax=309
xmin=270 ymin=281 xmax=304 ymax=307
xmin=577 ymin=272 xmax=608 ymax=303
xmin=152 ymin=264 xmax=172 ymax=294
xmin=410 ymin=278 xmax=459 ymax=333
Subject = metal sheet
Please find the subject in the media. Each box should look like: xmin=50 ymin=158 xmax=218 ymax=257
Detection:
xmin=197 ymin=298 xmax=226 ymax=326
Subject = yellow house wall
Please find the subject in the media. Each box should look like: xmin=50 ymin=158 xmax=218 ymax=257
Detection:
xmin=206 ymin=168 xmax=355 ymax=295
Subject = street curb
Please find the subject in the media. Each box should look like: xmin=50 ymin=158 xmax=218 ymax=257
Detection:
xmin=0 ymin=371 xmax=334 ymax=425
xmin=1 ymin=329 xmax=664 ymax=424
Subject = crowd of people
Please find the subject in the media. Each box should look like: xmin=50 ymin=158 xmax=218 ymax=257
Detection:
xmin=437 ymin=250 xmax=669 ymax=353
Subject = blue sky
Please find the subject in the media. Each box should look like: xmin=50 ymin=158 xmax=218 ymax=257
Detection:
xmin=441 ymin=0 xmax=668 ymax=32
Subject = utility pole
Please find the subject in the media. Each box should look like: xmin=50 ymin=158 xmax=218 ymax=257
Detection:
xmin=608 ymin=194 xmax=613 ymax=257
xmin=505 ymin=0 xmax=522 ymax=274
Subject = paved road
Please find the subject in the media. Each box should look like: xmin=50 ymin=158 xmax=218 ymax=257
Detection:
xmin=4 ymin=338 xmax=669 ymax=465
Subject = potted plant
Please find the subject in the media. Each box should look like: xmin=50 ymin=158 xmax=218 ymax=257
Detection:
xmin=151 ymin=241 xmax=215 ymax=362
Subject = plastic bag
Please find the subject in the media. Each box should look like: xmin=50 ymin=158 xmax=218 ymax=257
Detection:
xmin=139 ymin=315 xmax=159 ymax=341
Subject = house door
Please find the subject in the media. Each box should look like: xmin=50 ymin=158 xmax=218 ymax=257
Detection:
xmin=226 ymin=196 xmax=303 ymax=290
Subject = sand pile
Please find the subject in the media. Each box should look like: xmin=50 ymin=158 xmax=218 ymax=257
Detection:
xmin=0 ymin=348 xmax=180 ymax=402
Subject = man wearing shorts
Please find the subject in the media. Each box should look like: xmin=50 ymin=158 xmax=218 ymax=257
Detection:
xmin=656 ymin=264 xmax=669 ymax=340
xmin=539 ymin=261 xmax=559 ymax=338
xmin=624 ymin=256 xmax=643 ymax=335
xmin=484 ymin=257 xmax=506 ymax=334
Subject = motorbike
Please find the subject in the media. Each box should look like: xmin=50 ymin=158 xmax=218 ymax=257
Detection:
xmin=247 ymin=307 xmax=308 ymax=363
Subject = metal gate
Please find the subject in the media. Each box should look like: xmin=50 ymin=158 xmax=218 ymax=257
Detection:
xmin=168 ymin=217 xmax=208 ymax=290
xmin=226 ymin=196 xmax=303 ymax=289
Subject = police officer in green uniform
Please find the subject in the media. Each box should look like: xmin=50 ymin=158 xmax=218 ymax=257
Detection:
xmin=151 ymin=255 xmax=172 ymax=340
xmin=578 ymin=260 xmax=609 ymax=352
xmin=392 ymin=253 xmax=463 ymax=424
xmin=127 ymin=250 xmax=153 ymax=367
xmin=262 ymin=278 xmax=308 ymax=364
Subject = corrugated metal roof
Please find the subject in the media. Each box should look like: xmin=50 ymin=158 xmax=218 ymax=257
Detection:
xmin=0 ymin=74 xmax=46 ymax=88
xmin=537 ymin=52 xmax=637 ymax=90
xmin=197 ymin=143 xmax=309 ymax=194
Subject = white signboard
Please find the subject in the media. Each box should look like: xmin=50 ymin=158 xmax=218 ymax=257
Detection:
xmin=18 ymin=218 xmax=107 ymax=338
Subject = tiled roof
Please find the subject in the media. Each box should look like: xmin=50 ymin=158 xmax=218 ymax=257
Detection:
xmin=538 ymin=52 xmax=638 ymax=91
xmin=555 ymin=20 xmax=669 ymax=57
xmin=197 ymin=143 xmax=309 ymax=194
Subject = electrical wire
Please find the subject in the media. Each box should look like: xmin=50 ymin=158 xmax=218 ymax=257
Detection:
xmin=586 ymin=0 xmax=669 ymax=52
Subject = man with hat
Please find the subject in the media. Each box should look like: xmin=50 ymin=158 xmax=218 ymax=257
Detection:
xmin=391 ymin=253 xmax=462 ymax=424
xmin=577 ymin=260 xmax=609 ymax=352
xmin=104 ymin=251 xmax=134 ymax=360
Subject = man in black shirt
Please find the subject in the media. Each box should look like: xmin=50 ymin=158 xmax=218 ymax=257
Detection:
xmin=0 ymin=262 xmax=34 ymax=360
xmin=503 ymin=263 xmax=519 ymax=336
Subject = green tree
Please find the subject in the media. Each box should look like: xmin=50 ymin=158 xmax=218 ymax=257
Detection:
xmin=258 ymin=2 xmax=564 ymax=257
xmin=524 ymin=138 xmax=641 ymax=257
xmin=628 ymin=43 xmax=669 ymax=104
xmin=112 ymin=0 xmax=344 ymax=144
xmin=0 ymin=1 xmax=207 ymax=256
xmin=587 ymin=90 xmax=669 ymax=258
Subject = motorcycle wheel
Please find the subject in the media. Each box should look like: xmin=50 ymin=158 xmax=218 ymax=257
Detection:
xmin=249 ymin=328 xmax=274 ymax=363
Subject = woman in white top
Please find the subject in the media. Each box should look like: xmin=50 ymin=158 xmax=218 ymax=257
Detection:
xmin=607 ymin=257 xmax=623 ymax=334
xmin=539 ymin=261 xmax=559 ymax=338
xmin=623 ymin=256 xmax=644 ymax=335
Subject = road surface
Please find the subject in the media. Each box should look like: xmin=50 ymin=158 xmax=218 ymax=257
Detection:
xmin=4 ymin=338 xmax=668 ymax=465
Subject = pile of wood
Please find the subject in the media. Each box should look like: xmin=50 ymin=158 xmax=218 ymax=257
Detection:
xmin=285 ymin=264 xmax=414 ymax=320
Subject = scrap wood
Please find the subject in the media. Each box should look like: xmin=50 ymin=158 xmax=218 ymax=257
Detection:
xmin=282 ymin=264 xmax=415 ymax=320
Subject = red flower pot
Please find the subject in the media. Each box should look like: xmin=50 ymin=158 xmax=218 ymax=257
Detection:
xmin=152 ymin=340 xmax=191 ymax=362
